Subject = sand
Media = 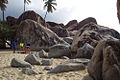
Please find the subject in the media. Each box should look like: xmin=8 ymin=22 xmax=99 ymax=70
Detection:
xmin=0 ymin=50 xmax=87 ymax=80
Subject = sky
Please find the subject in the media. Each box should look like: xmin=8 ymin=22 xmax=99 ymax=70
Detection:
xmin=0 ymin=0 xmax=120 ymax=32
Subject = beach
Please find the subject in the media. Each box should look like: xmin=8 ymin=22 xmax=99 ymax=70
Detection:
xmin=0 ymin=51 xmax=87 ymax=80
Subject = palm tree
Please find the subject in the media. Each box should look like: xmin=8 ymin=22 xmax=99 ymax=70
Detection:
xmin=24 ymin=0 xmax=31 ymax=12
xmin=43 ymin=0 xmax=57 ymax=22
xmin=0 ymin=0 xmax=8 ymax=22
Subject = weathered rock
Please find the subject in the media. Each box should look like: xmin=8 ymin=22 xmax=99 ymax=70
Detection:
xmin=24 ymin=52 xmax=41 ymax=65
xmin=61 ymin=56 xmax=69 ymax=59
xmin=48 ymin=44 xmax=71 ymax=58
xmin=87 ymin=40 xmax=120 ymax=80
xmin=44 ymin=66 xmax=53 ymax=71
xmin=49 ymin=27 xmax=69 ymax=37
xmin=76 ymin=43 xmax=94 ymax=59
xmin=38 ymin=49 xmax=48 ymax=58
xmin=65 ymin=20 xmax=78 ymax=31
xmin=65 ymin=59 xmax=90 ymax=65
xmin=16 ymin=19 xmax=67 ymax=50
xmin=22 ymin=68 xmax=38 ymax=75
xmin=47 ymin=21 xmax=63 ymax=28
xmin=11 ymin=58 xmax=32 ymax=68
xmin=6 ymin=16 xmax=17 ymax=26
xmin=17 ymin=10 xmax=44 ymax=25
xmin=71 ymin=22 xmax=120 ymax=52
xmin=82 ymin=75 xmax=93 ymax=80
xmin=49 ymin=61 xmax=85 ymax=73
xmin=41 ymin=59 xmax=53 ymax=66
xmin=63 ymin=37 xmax=73 ymax=45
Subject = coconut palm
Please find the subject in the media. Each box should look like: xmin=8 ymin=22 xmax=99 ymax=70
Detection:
xmin=0 ymin=0 xmax=8 ymax=22
xmin=24 ymin=0 xmax=31 ymax=12
xmin=43 ymin=0 xmax=57 ymax=22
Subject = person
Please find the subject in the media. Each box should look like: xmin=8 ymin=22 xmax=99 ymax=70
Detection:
xmin=24 ymin=43 xmax=31 ymax=54
xmin=11 ymin=41 xmax=17 ymax=53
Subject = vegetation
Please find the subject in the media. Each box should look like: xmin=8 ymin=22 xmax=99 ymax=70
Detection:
xmin=43 ymin=0 xmax=57 ymax=22
xmin=0 ymin=23 xmax=18 ymax=40
xmin=0 ymin=0 xmax=8 ymax=22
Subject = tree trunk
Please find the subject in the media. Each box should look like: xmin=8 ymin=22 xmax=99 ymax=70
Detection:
xmin=44 ymin=11 xmax=47 ymax=26
xmin=2 ymin=10 xmax=4 ymax=22
xmin=24 ymin=0 xmax=26 ymax=12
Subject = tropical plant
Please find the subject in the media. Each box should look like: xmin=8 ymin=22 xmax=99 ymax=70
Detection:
xmin=0 ymin=0 xmax=8 ymax=22
xmin=24 ymin=0 xmax=31 ymax=12
xmin=43 ymin=0 xmax=57 ymax=22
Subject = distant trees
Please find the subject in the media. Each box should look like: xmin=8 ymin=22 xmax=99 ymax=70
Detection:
xmin=24 ymin=0 xmax=31 ymax=12
xmin=0 ymin=0 xmax=8 ymax=22
xmin=43 ymin=0 xmax=57 ymax=22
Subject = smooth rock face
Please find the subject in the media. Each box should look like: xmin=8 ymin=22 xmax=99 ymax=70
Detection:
xmin=16 ymin=19 xmax=67 ymax=50
xmin=24 ymin=52 xmax=41 ymax=65
xmin=82 ymin=75 xmax=93 ymax=80
xmin=49 ymin=61 xmax=85 ymax=73
xmin=11 ymin=58 xmax=32 ymax=68
xmin=48 ymin=44 xmax=71 ymax=58
xmin=87 ymin=40 xmax=120 ymax=80
xmin=71 ymin=22 xmax=120 ymax=52
xmin=17 ymin=10 xmax=44 ymax=25
xmin=76 ymin=43 xmax=94 ymax=59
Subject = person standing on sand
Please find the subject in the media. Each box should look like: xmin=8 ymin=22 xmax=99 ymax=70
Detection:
xmin=24 ymin=43 xmax=31 ymax=54
xmin=11 ymin=41 xmax=17 ymax=53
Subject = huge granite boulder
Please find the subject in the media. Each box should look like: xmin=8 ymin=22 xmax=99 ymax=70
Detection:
xmin=48 ymin=44 xmax=71 ymax=58
xmin=17 ymin=10 xmax=44 ymax=25
xmin=71 ymin=22 xmax=120 ymax=52
xmin=87 ymin=40 xmax=120 ymax=80
xmin=76 ymin=43 xmax=94 ymax=59
xmin=15 ymin=19 xmax=67 ymax=50
xmin=6 ymin=16 xmax=17 ymax=26
xmin=11 ymin=58 xmax=32 ymax=68
xmin=49 ymin=27 xmax=69 ymax=37
xmin=65 ymin=20 xmax=78 ymax=31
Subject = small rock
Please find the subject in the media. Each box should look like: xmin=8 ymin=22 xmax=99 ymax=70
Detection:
xmin=44 ymin=66 xmax=53 ymax=71
xmin=11 ymin=58 xmax=32 ymax=68
xmin=22 ymin=68 xmax=38 ymax=75
xmin=41 ymin=59 xmax=53 ymax=66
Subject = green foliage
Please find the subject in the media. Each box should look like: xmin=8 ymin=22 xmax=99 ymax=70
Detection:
xmin=0 ymin=23 xmax=18 ymax=40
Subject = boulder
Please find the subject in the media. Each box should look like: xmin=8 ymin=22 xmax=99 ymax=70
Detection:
xmin=76 ymin=43 xmax=94 ymax=59
xmin=71 ymin=22 xmax=120 ymax=52
xmin=24 ymin=52 xmax=41 ymax=65
xmin=87 ymin=40 xmax=120 ymax=80
xmin=6 ymin=16 xmax=17 ymax=26
xmin=49 ymin=27 xmax=69 ymax=37
xmin=82 ymin=75 xmax=93 ymax=80
xmin=65 ymin=20 xmax=78 ymax=31
xmin=41 ymin=59 xmax=53 ymax=66
xmin=48 ymin=44 xmax=71 ymax=58
xmin=17 ymin=10 xmax=44 ymax=25
xmin=44 ymin=66 xmax=53 ymax=71
xmin=63 ymin=37 xmax=73 ymax=45
xmin=22 ymin=68 xmax=38 ymax=75
xmin=49 ymin=61 xmax=85 ymax=73
xmin=38 ymin=49 xmax=48 ymax=58
xmin=11 ymin=58 xmax=32 ymax=68
xmin=15 ymin=19 xmax=67 ymax=50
